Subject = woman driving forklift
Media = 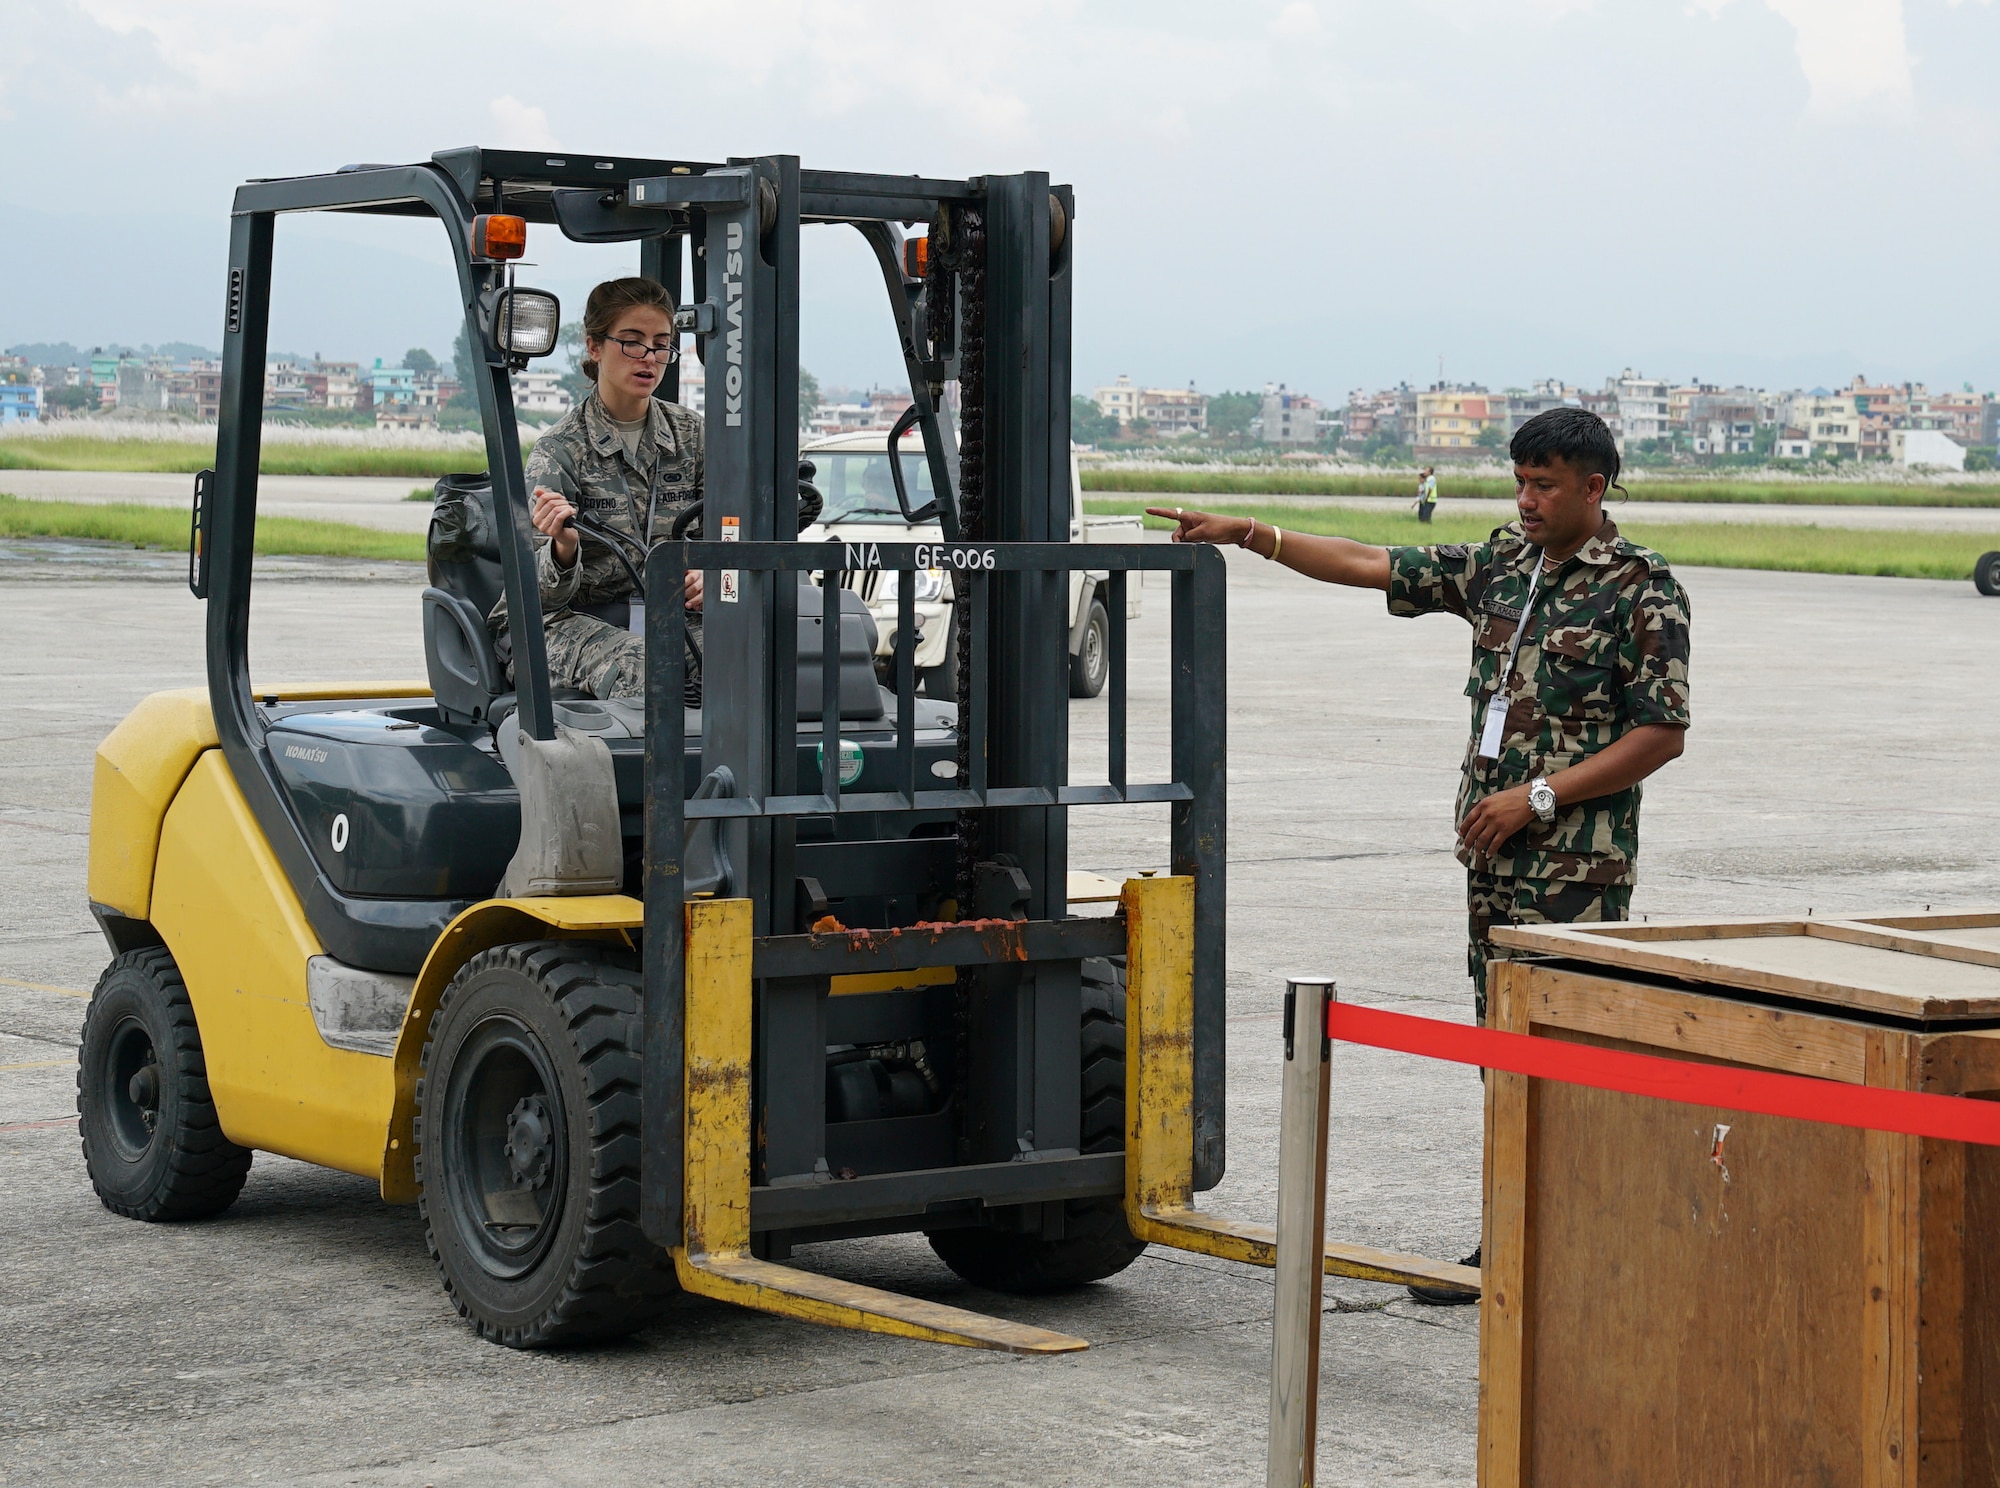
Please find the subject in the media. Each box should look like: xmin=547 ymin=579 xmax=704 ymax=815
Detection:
xmin=485 ymin=275 xmax=704 ymax=700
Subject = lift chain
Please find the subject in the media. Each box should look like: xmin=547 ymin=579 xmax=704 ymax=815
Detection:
xmin=947 ymin=203 xmax=987 ymax=1165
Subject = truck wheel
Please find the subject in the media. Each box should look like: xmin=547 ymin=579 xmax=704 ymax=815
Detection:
xmin=78 ymin=946 xmax=252 ymax=1222
xmin=1068 ymin=597 xmax=1109 ymax=699
xmin=1976 ymin=551 xmax=2000 ymax=596
xmin=926 ymin=956 xmax=1146 ymax=1292
xmin=417 ymin=941 xmax=678 ymax=1348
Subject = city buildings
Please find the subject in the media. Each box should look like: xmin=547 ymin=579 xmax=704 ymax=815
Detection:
xmin=512 ymin=369 xmax=573 ymax=420
xmin=1258 ymin=384 xmax=1320 ymax=445
xmin=0 ymin=376 xmax=42 ymax=424
xmin=1685 ymin=391 xmax=1760 ymax=455
xmin=1092 ymin=375 xmax=1209 ymax=437
xmin=1615 ymin=371 xmax=1672 ymax=445
xmin=1507 ymin=380 xmax=1581 ymax=434
xmin=1412 ymin=386 xmax=1508 ymax=457
xmin=1893 ymin=428 xmax=1966 ymax=470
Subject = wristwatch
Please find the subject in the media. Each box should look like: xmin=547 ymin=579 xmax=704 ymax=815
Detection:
xmin=1528 ymin=776 xmax=1558 ymax=823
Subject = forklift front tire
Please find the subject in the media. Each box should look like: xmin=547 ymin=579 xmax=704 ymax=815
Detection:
xmin=416 ymin=941 xmax=678 ymax=1348
xmin=926 ymin=957 xmax=1145 ymax=1292
xmin=78 ymin=946 xmax=253 ymax=1222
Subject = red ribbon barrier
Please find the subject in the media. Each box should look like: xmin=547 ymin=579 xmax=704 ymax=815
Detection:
xmin=1326 ymin=1001 xmax=2000 ymax=1147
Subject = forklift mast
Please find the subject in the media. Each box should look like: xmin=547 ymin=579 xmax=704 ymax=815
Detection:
xmin=201 ymin=150 xmax=1226 ymax=1259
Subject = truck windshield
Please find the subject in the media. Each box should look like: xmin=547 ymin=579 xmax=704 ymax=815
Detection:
xmin=810 ymin=451 xmax=936 ymax=524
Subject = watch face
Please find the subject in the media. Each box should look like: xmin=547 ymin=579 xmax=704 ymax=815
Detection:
xmin=1530 ymin=782 xmax=1556 ymax=818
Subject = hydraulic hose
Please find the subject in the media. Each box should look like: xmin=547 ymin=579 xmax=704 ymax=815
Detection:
xmin=562 ymin=513 xmax=704 ymax=678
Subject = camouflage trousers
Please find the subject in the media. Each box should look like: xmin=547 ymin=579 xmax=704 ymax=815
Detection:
xmin=1468 ymin=871 xmax=1631 ymax=1025
xmin=538 ymin=612 xmax=703 ymax=705
xmin=542 ymin=612 xmax=647 ymax=699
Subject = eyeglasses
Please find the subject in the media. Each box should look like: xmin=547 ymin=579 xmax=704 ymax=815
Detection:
xmin=603 ymin=336 xmax=679 ymax=364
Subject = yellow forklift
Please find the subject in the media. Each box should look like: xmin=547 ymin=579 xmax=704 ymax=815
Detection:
xmin=80 ymin=148 xmax=1475 ymax=1353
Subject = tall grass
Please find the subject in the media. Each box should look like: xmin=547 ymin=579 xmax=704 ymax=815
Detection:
xmin=0 ymin=495 xmax=425 ymax=562
xmin=0 ymin=418 xmax=529 ymax=478
xmin=1082 ymin=467 xmax=2000 ymax=508
xmin=1084 ymin=499 xmax=2000 ymax=582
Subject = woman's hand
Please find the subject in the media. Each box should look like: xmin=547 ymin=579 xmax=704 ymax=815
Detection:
xmin=531 ymin=486 xmax=579 ymax=567
xmin=684 ymin=569 xmax=704 ymax=611
xmin=1144 ymin=507 xmax=1253 ymax=546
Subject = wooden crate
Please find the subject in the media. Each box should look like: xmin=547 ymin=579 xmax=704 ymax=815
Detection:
xmin=1478 ymin=910 xmax=2000 ymax=1488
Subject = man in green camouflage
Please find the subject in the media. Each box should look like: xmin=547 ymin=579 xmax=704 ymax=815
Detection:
xmin=487 ymin=276 xmax=704 ymax=701
xmin=1151 ymin=405 xmax=1690 ymax=1298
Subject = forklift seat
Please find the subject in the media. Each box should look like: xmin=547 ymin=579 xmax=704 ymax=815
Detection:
xmin=420 ymin=473 xmax=891 ymax=726
xmin=422 ymin=473 xmax=509 ymax=725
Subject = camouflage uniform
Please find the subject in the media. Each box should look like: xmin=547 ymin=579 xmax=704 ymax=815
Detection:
xmin=487 ymin=388 xmax=704 ymax=700
xmin=1387 ymin=516 xmax=1692 ymax=1021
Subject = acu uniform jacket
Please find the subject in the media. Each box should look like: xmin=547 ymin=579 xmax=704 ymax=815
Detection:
xmin=1386 ymin=515 xmax=1692 ymax=887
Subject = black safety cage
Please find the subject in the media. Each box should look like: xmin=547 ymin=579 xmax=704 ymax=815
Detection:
xmin=199 ymin=148 xmax=1227 ymax=1250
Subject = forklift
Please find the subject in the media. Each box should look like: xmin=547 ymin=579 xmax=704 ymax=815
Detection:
xmin=80 ymin=148 xmax=1475 ymax=1354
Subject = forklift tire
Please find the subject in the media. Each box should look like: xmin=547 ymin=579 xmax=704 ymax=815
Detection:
xmin=1976 ymin=551 xmax=2000 ymax=596
xmin=1068 ymin=597 xmax=1110 ymax=699
xmin=926 ymin=956 xmax=1146 ymax=1292
xmin=417 ymin=941 xmax=678 ymax=1348
xmin=78 ymin=946 xmax=253 ymax=1222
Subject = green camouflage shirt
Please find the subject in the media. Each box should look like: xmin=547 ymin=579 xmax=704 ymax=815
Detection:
xmin=487 ymin=388 xmax=704 ymax=634
xmin=1387 ymin=516 xmax=1691 ymax=886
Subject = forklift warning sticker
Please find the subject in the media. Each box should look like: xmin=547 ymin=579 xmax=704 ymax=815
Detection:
xmin=719 ymin=516 xmax=740 ymax=603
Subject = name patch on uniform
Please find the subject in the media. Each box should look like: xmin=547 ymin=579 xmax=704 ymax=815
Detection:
xmin=1480 ymin=595 xmax=1525 ymax=622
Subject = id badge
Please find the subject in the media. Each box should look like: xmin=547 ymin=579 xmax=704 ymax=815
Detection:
xmin=1477 ymin=693 xmax=1509 ymax=759
xmin=628 ymin=599 xmax=645 ymax=636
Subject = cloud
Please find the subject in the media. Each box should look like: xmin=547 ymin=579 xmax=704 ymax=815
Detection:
xmin=489 ymin=95 xmax=558 ymax=150
xmin=1761 ymin=0 xmax=1912 ymax=111
xmin=1271 ymin=2 xmax=1320 ymax=37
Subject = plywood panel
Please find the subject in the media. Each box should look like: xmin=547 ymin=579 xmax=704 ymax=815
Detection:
xmin=1492 ymin=924 xmax=2000 ymax=1021
xmin=1480 ymin=959 xmax=1534 ymax=1488
xmin=1527 ymin=1067 xmax=1868 ymax=1486
xmin=1960 ymin=1142 xmax=2000 ymax=1484
xmin=1903 ymin=927 xmax=2000 ymax=956
xmin=1531 ymin=966 xmax=1869 ymax=1083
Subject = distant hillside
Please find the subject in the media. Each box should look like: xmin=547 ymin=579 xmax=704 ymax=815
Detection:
xmin=6 ymin=340 xmax=219 ymax=365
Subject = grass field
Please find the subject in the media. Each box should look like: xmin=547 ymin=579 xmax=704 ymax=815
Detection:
xmin=0 ymin=495 xmax=426 ymax=562
xmin=1084 ymin=499 xmax=2000 ymax=582
xmin=1082 ymin=467 xmax=2000 ymax=508
xmin=3 ymin=491 xmax=1991 ymax=581
xmin=0 ymin=436 xmax=500 ymax=479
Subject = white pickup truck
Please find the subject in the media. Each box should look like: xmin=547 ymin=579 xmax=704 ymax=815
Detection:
xmin=799 ymin=428 xmax=1141 ymax=698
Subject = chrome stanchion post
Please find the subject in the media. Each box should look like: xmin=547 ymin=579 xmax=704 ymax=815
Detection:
xmin=1267 ymin=976 xmax=1335 ymax=1488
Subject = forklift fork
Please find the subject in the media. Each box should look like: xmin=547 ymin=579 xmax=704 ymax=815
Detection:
xmin=673 ymin=898 xmax=1088 ymax=1354
xmin=1122 ymin=876 xmax=1482 ymax=1296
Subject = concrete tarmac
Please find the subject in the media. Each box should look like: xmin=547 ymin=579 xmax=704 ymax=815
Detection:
xmin=4 ymin=546 xmax=1999 ymax=1485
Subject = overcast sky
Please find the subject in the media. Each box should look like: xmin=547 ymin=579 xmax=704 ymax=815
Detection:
xmin=4 ymin=0 xmax=1996 ymax=396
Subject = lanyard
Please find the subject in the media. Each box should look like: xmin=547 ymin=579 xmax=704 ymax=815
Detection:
xmin=1476 ymin=550 xmax=1547 ymax=763
xmin=1491 ymin=550 xmax=1547 ymax=699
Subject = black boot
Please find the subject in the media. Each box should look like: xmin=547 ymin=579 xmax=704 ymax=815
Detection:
xmin=1406 ymin=1244 xmax=1480 ymax=1305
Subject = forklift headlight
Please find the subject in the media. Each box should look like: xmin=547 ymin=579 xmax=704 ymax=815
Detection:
xmin=491 ymin=288 xmax=561 ymax=358
xmin=913 ymin=567 xmax=945 ymax=602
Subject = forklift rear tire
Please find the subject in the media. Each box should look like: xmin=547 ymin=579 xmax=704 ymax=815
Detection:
xmin=1976 ymin=551 xmax=2000 ymax=596
xmin=1068 ymin=597 xmax=1110 ymax=699
xmin=925 ymin=957 xmax=1146 ymax=1292
xmin=417 ymin=941 xmax=678 ymax=1348
xmin=78 ymin=946 xmax=253 ymax=1222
